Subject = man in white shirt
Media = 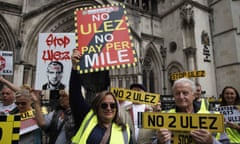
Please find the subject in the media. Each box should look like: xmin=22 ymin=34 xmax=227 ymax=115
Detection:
xmin=122 ymin=83 xmax=155 ymax=144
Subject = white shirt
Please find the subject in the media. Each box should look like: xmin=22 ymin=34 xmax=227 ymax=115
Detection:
xmin=120 ymin=101 xmax=132 ymax=108
xmin=132 ymin=104 xmax=146 ymax=140
xmin=0 ymin=103 xmax=16 ymax=115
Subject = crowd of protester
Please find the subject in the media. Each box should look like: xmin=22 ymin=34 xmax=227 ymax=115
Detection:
xmin=0 ymin=50 xmax=239 ymax=144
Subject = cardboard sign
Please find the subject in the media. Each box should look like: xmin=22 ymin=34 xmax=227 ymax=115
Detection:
xmin=140 ymin=112 xmax=224 ymax=132
xmin=216 ymin=105 xmax=240 ymax=123
xmin=75 ymin=3 xmax=137 ymax=73
xmin=0 ymin=51 xmax=13 ymax=75
xmin=35 ymin=33 xmax=75 ymax=90
xmin=0 ymin=115 xmax=20 ymax=144
xmin=111 ymin=87 xmax=160 ymax=105
xmin=171 ymin=70 xmax=205 ymax=80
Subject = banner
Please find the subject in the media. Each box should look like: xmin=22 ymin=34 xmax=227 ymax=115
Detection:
xmin=171 ymin=70 xmax=205 ymax=80
xmin=75 ymin=3 xmax=137 ymax=73
xmin=0 ymin=51 xmax=13 ymax=75
xmin=35 ymin=33 xmax=75 ymax=90
xmin=0 ymin=115 xmax=20 ymax=144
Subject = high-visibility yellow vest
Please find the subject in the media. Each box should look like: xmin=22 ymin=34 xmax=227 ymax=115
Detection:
xmin=225 ymin=127 xmax=240 ymax=143
xmin=72 ymin=110 xmax=131 ymax=144
xmin=199 ymin=98 xmax=209 ymax=112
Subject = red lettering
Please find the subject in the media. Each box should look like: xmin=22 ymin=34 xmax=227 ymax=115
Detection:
xmin=42 ymin=50 xmax=70 ymax=61
xmin=46 ymin=34 xmax=70 ymax=48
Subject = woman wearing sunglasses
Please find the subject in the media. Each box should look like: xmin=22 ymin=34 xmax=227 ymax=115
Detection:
xmin=70 ymin=49 xmax=133 ymax=144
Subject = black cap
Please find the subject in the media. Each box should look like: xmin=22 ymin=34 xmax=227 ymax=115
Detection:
xmin=130 ymin=83 xmax=146 ymax=91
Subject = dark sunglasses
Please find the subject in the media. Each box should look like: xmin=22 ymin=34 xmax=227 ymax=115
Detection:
xmin=15 ymin=102 xmax=27 ymax=106
xmin=100 ymin=103 xmax=116 ymax=109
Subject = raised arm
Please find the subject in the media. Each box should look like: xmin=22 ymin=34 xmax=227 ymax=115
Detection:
xmin=31 ymin=90 xmax=46 ymax=128
xmin=0 ymin=76 xmax=20 ymax=92
xmin=70 ymin=49 xmax=90 ymax=129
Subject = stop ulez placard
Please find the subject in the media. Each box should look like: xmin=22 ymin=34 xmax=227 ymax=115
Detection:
xmin=140 ymin=112 xmax=224 ymax=133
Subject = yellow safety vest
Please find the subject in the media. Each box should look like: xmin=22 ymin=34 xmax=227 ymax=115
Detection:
xmin=225 ymin=127 xmax=240 ymax=143
xmin=72 ymin=110 xmax=131 ymax=144
xmin=199 ymin=98 xmax=209 ymax=112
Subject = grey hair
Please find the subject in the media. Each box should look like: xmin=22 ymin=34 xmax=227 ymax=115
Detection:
xmin=172 ymin=78 xmax=196 ymax=93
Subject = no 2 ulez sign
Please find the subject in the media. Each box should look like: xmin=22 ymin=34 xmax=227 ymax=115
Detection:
xmin=75 ymin=3 xmax=137 ymax=74
xmin=141 ymin=112 xmax=224 ymax=133
xmin=111 ymin=87 xmax=160 ymax=105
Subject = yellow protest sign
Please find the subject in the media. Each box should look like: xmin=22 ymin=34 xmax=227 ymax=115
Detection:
xmin=20 ymin=110 xmax=34 ymax=120
xmin=141 ymin=112 xmax=224 ymax=132
xmin=111 ymin=87 xmax=160 ymax=105
xmin=171 ymin=70 xmax=205 ymax=80
xmin=0 ymin=115 xmax=20 ymax=144
xmin=172 ymin=132 xmax=194 ymax=144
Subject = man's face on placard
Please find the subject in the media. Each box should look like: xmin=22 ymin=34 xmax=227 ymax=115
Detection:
xmin=47 ymin=63 xmax=63 ymax=86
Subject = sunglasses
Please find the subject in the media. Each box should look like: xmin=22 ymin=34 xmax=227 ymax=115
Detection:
xmin=100 ymin=103 xmax=116 ymax=109
xmin=15 ymin=102 xmax=27 ymax=106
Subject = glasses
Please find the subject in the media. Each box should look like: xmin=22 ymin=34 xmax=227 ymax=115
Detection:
xmin=15 ymin=102 xmax=27 ymax=106
xmin=100 ymin=103 xmax=116 ymax=109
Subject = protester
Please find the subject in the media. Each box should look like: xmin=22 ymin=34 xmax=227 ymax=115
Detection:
xmin=70 ymin=49 xmax=133 ymax=144
xmin=220 ymin=86 xmax=240 ymax=143
xmin=42 ymin=61 xmax=65 ymax=90
xmin=153 ymin=78 xmax=229 ymax=144
xmin=120 ymin=83 xmax=155 ymax=144
xmin=14 ymin=89 xmax=42 ymax=144
xmin=32 ymin=89 xmax=75 ymax=144
xmin=193 ymin=82 xmax=208 ymax=111
xmin=0 ymin=86 xmax=17 ymax=114
xmin=0 ymin=76 xmax=19 ymax=114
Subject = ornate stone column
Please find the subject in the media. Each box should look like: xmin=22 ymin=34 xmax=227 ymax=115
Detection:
xmin=183 ymin=47 xmax=196 ymax=71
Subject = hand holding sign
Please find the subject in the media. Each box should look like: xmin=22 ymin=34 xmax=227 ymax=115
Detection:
xmin=225 ymin=121 xmax=240 ymax=130
xmin=190 ymin=129 xmax=213 ymax=144
xmin=156 ymin=128 xmax=171 ymax=144
xmin=71 ymin=49 xmax=81 ymax=70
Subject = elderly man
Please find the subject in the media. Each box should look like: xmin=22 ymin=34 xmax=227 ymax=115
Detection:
xmin=0 ymin=85 xmax=17 ymax=114
xmin=153 ymin=78 xmax=229 ymax=144
xmin=0 ymin=76 xmax=19 ymax=114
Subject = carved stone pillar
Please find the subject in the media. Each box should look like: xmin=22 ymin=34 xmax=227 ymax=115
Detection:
xmin=183 ymin=47 xmax=196 ymax=71
xmin=180 ymin=2 xmax=195 ymax=49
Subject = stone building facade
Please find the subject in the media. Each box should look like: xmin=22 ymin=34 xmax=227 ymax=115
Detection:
xmin=0 ymin=0 xmax=239 ymax=98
